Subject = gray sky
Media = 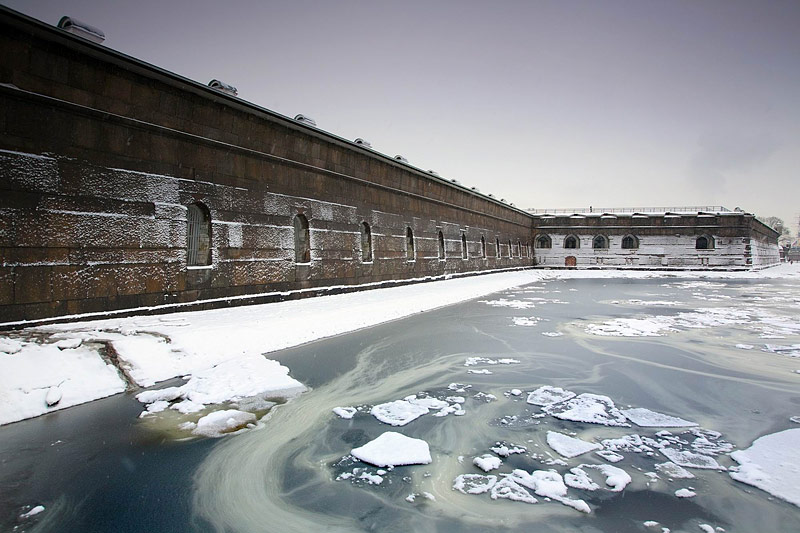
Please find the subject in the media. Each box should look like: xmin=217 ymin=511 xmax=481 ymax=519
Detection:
xmin=5 ymin=0 xmax=799 ymax=235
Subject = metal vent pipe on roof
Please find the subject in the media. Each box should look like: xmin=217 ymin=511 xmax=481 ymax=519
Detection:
xmin=354 ymin=138 xmax=372 ymax=148
xmin=294 ymin=114 xmax=317 ymax=127
xmin=57 ymin=16 xmax=105 ymax=44
xmin=208 ymin=79 xmax=238 ymax=96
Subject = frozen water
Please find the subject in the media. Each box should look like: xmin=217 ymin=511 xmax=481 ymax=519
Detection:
xmin=351 ymin=432 xmax=432 ymax=467
xmin=730 ymin=428 xmax=800 ymax=507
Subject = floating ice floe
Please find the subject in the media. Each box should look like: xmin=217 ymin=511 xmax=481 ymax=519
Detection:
xmin=192 ymin=409 xmax=256 ymax=438
xmin=543 ymin=393 xmax=630 ymax=427
xmin=595 ymin=450 xmax=624 ymax=463
xmin=762 ymin=344 xmax=800 ymax=357
xmin=19 ymin=505 xmax=45 ymax=518
xmin=621 ymin=407 xmax=698 ymax=428
xmin=546 ymin=431 xmax=601 ymax=458
xmin=137 ymin=354 xmax=305 ymax=417
xmin=490 ymin=477 xmax=538 ymax=503
xmin=351 ymin=432 xmax=432 ymax=467
xmin=474 ymin=454 xmax=502 ymax=472
xmin=508 ymin=469 xmax=590 ymax=513
xmin=480 ymin=299 xmax=537 ymax=309
xmin=735 ymin=344 xmax=754 ymax=350
xmin=453 ymin=473 xmax=497 ymax=494
xmin=512 ymin=317 xmax=539 ymax=326
xmin=333 ymin=406 xmax=358 ymax=419
xmin=467 ymin=369 xmax=493 ymax=375
xmin=572 ymin=464 xmax=632 ymax=492
xmin=464 ymin=356 xmax=519 ymax=366
xmin=541 ymin=331 xmax=563 ymax=337
xmin=659 ymin=447 xmax=723 ymax=470
xmin=654 ymin=462 xmax=695 ymax=479
xmin=370 ymin=399 xmax=433 ymax=426
xmin=526 ymin=385 xmax=576 ymax=407
xmin=585 ymin=318 xmax=677 ymax=337
xmin=491 ymin=442 xmax=526 ymax=457
xmin=675 ymin=488 xmax=696 ymax=498
xmin=729 ymin=428 xmax=800 ymax=507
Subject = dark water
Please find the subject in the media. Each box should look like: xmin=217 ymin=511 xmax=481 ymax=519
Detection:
xmin=3 ymin=276 xmax=800 ymax=532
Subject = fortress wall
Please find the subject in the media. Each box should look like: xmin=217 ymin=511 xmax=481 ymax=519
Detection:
xmin=0 ymin=10 xmax=532 ymax=323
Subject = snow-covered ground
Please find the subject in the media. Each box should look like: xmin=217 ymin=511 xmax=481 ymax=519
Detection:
xmin=1 ymin=264 xmax=798 ymax=429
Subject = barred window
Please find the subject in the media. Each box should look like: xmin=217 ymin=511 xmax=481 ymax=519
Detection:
xmin=187 ymin=202 xmax=211 ymax=266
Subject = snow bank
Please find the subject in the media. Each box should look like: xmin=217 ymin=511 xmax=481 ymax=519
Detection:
xmin=730 ymin=428 xmax=800 ymax=507
xmin=0 ymin=341 xmax=126 ymax=425
xmin=351 ymin=432 xmax=432 ymax=467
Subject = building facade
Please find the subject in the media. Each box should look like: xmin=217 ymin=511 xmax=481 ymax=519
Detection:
xmin=0 ymin=7 xmax=780 ymax=324
xmin=530 ymin=208 xmax=779 ymax=270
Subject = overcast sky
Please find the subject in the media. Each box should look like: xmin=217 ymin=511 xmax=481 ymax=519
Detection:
xmin=5 ymin=0 xmax=799 ymax=235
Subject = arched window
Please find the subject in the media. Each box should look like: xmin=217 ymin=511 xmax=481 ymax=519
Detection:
xmin=622 ymin=235 xmax=639 ymax=249
xmin=187 ymin=202 xmax=212 ymax=266
xmin=535 ymin=234 xmax=552 ymax=249
xmin=361 ymin=222 xmax=372 ymax=262
xmin=438 ymin=231 xmax=445 ymax=260
xmin=406 ymin=227 xmax=415 ymax=261
xmin=495 ymin=237 xmax=501 ymax=258
xmin=481 ymin=236 xmax=487 ymax=258
xmin=294 ymin=214 xmax=310 ymax=263
xmin=461 ymin=233 xmax=468 ymax=259
xmin=696 ymin=235 xmax=714 ymax=250
xmin=564 ymin=235 xmax=579 ymax=249
xmin=593 ymin=235 xmax=609 ymax=249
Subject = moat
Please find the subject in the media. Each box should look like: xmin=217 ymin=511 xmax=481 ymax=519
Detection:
xmin=2 ymin=273 xmax=800 ymax=532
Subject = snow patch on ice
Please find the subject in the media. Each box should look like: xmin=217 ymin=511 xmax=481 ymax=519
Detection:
xmin=351 ymin=432 xmax=432 ymax=467
xmin=729 ymin=428 xmax=800 ymax=507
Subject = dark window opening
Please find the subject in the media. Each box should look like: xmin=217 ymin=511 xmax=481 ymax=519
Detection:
xmin=508 ymin=240 xmax=513 ymax=257
xmin=361 ymin=222 xmax=372 ymax=262
xmin=536 ymin=235 xmax=552 ymax=249
xmin=564 ymin=235 xmax=579 ymax=249
xmin=406 ymin=227 xmax=415 ymax=261
xmin=593 ymin=235 xmax=608 ymax=249
xmin=438 ymin=231 xmax=445 ymax=260
xmin=187 ymin=202 xmax=212 ymax=266
xmin=294 ymin=214 xmax=310 ymax=263
xmin=696 ymin=235 xmax=714 ymax=250
xmin=461 ymin=233 xmax=468 ymax=259
xmin=622 ymin=235 xmax=639 ymax=249
xmin=496 ymin=237 xmax=501 ymax=258
xmin=481 ymin=236 xmax=487 ymax=258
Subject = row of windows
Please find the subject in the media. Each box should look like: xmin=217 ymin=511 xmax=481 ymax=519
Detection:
xmin=535 ymin=234 xmax=715 ymax=250
xmin=187 ymin=203 xmax=530 ymax=266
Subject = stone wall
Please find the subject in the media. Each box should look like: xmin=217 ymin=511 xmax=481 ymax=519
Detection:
xmin=0 ymin=9 xmax=532 ymax=323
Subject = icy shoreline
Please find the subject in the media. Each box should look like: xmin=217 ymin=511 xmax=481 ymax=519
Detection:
xmin=1 ymin=264 xmax=798 ymax=427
